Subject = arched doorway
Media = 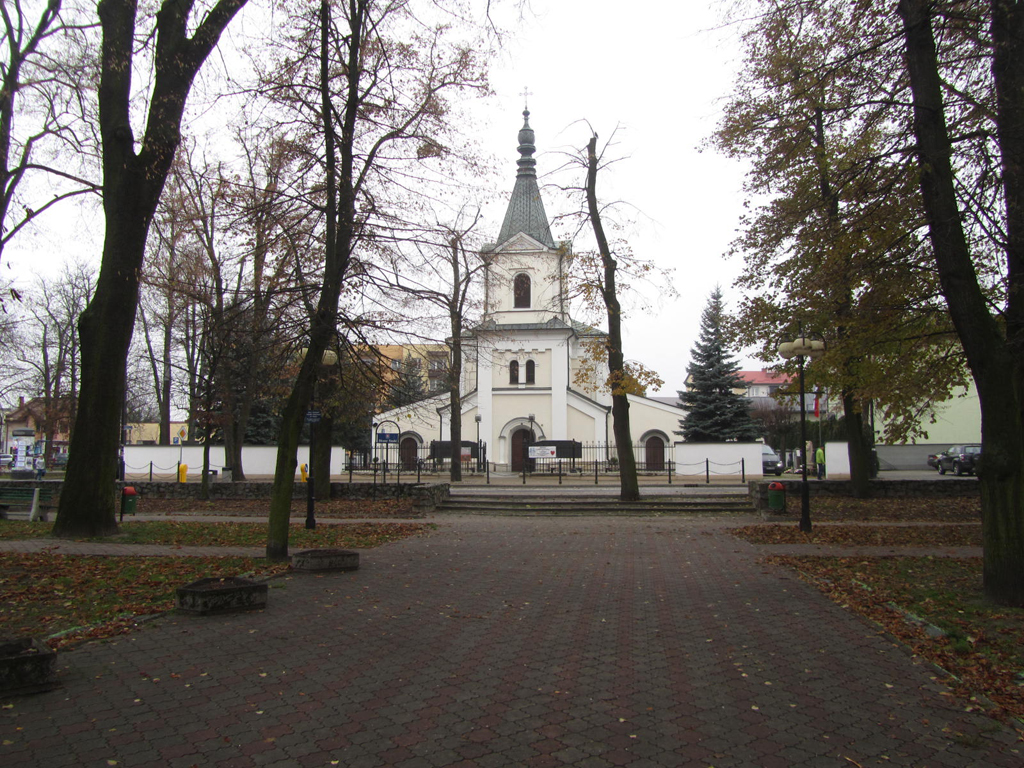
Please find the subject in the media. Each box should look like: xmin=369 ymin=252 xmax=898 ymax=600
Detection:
xmin=400 ymin=437 xmax=419 ymax=470
xmin=645 ymin=436 xmax=665 ymax=471
xmin=510 ymin=428 xmax=535 ymax=472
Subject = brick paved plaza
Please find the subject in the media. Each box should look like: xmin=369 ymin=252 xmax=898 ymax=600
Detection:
xmin=1 ymin=515 xmax=1019 ymax=767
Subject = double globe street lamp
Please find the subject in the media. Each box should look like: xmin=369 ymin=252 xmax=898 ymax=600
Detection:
xmin=778 ymin=331 xmax=825 ymax=532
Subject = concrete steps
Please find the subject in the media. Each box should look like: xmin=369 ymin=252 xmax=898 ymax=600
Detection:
xmin=435 ymin=492 xmax=755 ymax=516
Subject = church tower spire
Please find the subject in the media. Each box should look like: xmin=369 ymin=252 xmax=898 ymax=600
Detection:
xmin=496 ymin=109 xmax=555 ymax=248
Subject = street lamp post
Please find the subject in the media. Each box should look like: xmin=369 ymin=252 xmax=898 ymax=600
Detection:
xmin=778 ymin=330 xmax=825 ymax=532
xmin=522 ymin=413 xmax=535 ymax=485
xmin=475 ymin=414 xmax=482 ymax=472
xmin=302 ymin=347 xmax=338 ymax=530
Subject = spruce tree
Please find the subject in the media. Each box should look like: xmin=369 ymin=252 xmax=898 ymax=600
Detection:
xmin=677 ymin=288 xmax=759 ymax=442
xmin=387 ymin=354 xmax=428 ymax=408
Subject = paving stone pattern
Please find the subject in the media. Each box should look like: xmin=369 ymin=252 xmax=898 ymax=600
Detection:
xmin=1 ymin=516 xmax=1020 ymax=767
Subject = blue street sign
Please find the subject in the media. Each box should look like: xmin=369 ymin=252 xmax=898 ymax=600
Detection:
xmin=305 ymin=410 xmax=322 ymax=423
xmin=376 ymin=432 xmax=399 ymax=444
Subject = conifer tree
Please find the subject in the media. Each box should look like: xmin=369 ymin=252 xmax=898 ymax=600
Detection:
xmin=677 ymin=288 xmax=759 ymax=442
xmin=388 ymin=354 xmax=428 ymax=408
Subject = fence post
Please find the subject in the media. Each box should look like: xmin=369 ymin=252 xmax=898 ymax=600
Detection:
xmin=149 ymin=462 xmax=153 ymax=482
xmin=594 ymin=457 xmax=599 ymax=486
xmin=350 ymin=453 xmax=354 ymax=484
xmin=558 ymin=459 xmax=562 ymax=485
xmin=668 ymin=460 xmax=672 ymax=485
xmin=741 ymin=458 xmax=745 ymax=484
xmin=706 ymin=458 xmax=710 ymax=484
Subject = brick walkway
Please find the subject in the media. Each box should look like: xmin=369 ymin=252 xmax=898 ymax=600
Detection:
xmin=1 ymin=516 xmax=1018 ymax=767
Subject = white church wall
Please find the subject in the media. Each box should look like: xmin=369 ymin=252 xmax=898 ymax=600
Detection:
xmin=567 ymin=404 xmax=600 ymax=443
xmin=625 ymin=398 xmax=680 ymax=446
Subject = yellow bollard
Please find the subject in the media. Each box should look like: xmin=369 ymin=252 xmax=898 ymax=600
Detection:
xmin=300 ymin=463 xmax=309 ymax=482
xmin=178 ymin=463 xmax=188 ymax=483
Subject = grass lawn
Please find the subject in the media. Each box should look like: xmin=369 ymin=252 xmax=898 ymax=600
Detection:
xmin=731 ymin=515 xmax=1024 ymax=725
xmin=0 ymin=521 xmax=431 ymax=649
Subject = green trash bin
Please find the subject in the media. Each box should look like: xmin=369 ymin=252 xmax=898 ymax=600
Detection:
xmin=121 ymin=486 xmax=138 ymax=520
xmin=767 ymin=481 xmax=786 ymax=512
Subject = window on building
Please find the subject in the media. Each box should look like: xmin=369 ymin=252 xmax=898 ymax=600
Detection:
xmin=509 ymin=360 xmax=519 ymax=384
xmin=525 ymin=359 xmax=535 ymax=384
xmin=428 ymin=354 xmax=447 ymax=371
xmin=514 ymin=273 xmax=531 ymax=308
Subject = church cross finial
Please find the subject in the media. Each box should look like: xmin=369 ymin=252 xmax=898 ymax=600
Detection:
xmin=520 ymin=87 xmax=533 ymax=110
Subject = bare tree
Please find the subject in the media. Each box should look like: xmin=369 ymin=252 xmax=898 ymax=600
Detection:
xmin=584 ymin=134 xmax=639 ymax=501
xmin=19 ymin=260 xmax=94 ymax=462
xmin=897 ymin=0 xmax=1024 ymax=606
xmin=259 ymin=0 xmax=491 ymax=560
xmin=0 ymin=0 xmax=99 ymax=267
xmin=54 ymin=0 xmax=252 ymax=537
xmin=382 ymin=211 xmax=486 ymax=481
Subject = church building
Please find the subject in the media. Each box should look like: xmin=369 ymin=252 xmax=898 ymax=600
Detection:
xmin=373 ymin=111 xmax=682 ymax=472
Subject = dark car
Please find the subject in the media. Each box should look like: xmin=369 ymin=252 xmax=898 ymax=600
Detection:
xmin=761 ymin=445 xmax=783 ymax=476
xmin=926 ymin=452 xmax=941 ymax=469
xmin=937 ymin=444 xmax=982 ymax=476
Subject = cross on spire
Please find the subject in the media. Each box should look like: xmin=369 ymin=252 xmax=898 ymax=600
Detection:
xmin=520 ymin=87 xmax=533 ymax=109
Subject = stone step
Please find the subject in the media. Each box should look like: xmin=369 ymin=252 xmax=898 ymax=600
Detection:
xmin=435 ymin=495 xmax=754 ymax=516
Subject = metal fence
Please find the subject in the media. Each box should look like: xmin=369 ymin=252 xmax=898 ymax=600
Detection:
xmin=364 ymin=440 xmax=750 ymax=485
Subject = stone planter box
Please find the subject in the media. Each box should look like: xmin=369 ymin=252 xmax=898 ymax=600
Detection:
xmin=0 ymin=637 xmax=59 ymax=696
xmin=175 ymin=577 xmax=268 ymax=615
xmin=292 ymin=548 xmax=360 ymax=573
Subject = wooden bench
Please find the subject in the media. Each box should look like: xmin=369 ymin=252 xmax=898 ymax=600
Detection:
xmin=0 ymin=487 xmax=55 ymax=522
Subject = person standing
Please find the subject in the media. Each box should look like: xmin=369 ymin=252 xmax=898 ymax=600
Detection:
xmin=34 ymin=454 xmax=46 ymax=481
xmin=815 ymin=445 xmax=826 ymax=480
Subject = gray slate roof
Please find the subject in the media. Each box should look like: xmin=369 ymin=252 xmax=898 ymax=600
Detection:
xmin=496 ymin=110 xmax=555 ymax=249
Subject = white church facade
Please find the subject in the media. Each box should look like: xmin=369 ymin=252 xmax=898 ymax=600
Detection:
xmin=373 ymin=111 xmax=683 ymax=472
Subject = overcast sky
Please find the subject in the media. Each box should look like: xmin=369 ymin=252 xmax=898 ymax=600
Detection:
xmin=9 ymin=0 xmax=759 ymax=399
xmin=473 ymin=0 xmax=759 ymax=395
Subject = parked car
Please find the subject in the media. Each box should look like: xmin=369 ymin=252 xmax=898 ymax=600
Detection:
xmin=937 ymin=444 xmax=982 ymax=476
xmin=761 ymin=445 xmax=783 ymax=476
xmin=926 ymin=452 xmax=941 ymax=469
xmin=0 ymin=454 xmax=12 ymax=468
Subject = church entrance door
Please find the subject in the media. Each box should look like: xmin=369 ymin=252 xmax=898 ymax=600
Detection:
xmin=645 ymin=437 xmax=665 ymax=471
xmin=510 ymin=428 xmax=535 ymax=472
xmin=400 ymin=437 xmax=418 ymax=470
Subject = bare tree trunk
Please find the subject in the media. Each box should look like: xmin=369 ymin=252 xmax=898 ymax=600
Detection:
xmin=266 ymin=0 xmax=354 ymax=560
xmin=842 ymin=390 xmax=871 ymax=497
xmin=898 ymin=0 xmax=1024 ymax=605
xmin=585 ymin=135 xmax=639 ymax=501
xmin=53 ymin=0 xmax=249 ymax=538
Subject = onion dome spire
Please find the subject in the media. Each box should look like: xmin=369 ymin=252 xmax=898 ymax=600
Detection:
xmin=497 ymin=109 xmax=554 ymax=248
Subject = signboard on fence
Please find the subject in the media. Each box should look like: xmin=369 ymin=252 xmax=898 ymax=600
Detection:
xmin=376 ymin=432 xmax=399 ymax=444
xmin=528 ymin=446 xmax=557 ymax=459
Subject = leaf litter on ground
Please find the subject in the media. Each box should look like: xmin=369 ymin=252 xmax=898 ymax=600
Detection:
xmin=729 ymin=496 xmax=1022 ymax=726
xmin=0 ymin=520 xmax=431 ymax=649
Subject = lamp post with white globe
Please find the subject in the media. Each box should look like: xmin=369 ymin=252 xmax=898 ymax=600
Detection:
xmin=778 ymin=330 xmax=826 ymax=532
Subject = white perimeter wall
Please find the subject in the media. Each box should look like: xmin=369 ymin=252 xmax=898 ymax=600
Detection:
xmin=672 ymin=442 xmax=764 ymax=479
xmin=123 ymin=445 xmax=354 ymax=479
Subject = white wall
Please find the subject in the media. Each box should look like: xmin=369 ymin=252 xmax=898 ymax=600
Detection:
xmin=672 ymin=442 xmax=764 ymax=479
xmin=823 ymin=441 xmax=850 ymax=478
xmin=123 ymin=445 xmax=356 ymax=479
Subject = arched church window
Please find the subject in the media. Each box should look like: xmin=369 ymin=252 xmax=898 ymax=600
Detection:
xmin=513 ymin=273 xmax=531 ymax=308
xmin=525 ymin=359 xmax=535 ymax=384
xmin=509 ymin=360 xmax=519 ymax=384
